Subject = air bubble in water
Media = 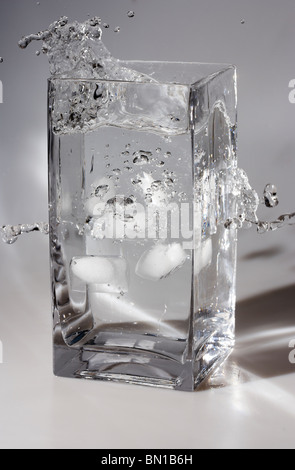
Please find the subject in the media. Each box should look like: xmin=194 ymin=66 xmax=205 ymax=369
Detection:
xmin=36 ymin=51 xmax=41 ymax=56
xmin=263 ymin=184 xmax=279 ymax=208
xmin=133 ymin=151 xmax=152 ymax=165
xmin=94 ymin=184 xmax=109 ymax=198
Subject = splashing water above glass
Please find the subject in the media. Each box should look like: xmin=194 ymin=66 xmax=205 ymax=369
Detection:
xmin=0 ymin=16 xmax=293 ymax=246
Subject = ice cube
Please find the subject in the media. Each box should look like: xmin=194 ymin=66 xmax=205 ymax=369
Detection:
xmin=71 ymin=256 xmax=128 ymax=294
xmin=71 ymin=256 xmax=114 ymax=284
xmin=135 ymin=243 xmax=187 ymax=281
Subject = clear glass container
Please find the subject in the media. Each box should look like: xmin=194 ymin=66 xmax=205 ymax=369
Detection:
xmin=48 ymin=60 xmax=237 ymax=391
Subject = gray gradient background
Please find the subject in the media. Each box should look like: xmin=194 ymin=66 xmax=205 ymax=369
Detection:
xmin=0 ymin=0 xmax=295 ymax=449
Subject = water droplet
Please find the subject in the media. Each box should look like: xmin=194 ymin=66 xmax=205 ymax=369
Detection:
xmin=127 ymin=11 xmax=135 ymax=18
xmin=151 ymin=180 xmax=162 ymax=190
xmin=103 ymin=23 xmax=110 ymax=29
xmin=114 ymin=27 xmax=120 ymax=33
xmin=90 ymin=154 xmax=94 ymax=173
xmin=132 ymin=178 xmax=142 ymax=186
xmin=0 ymin=57 xmax=3 ymax=63
xmin=156 ymin=148 xmax=161 ymax=154
xmin=36 ymin=50 xmax=41 ymax=56
xmin=133 ymin=150 xmax=152 ymax=165
xmin=263 ymin=184 xmax=279 ymax=208
xmin=164 ymin=151 xmax=171 ymax=158
xmin=164 ymin=178 xmax=174 ymax=187
xmin=241 ymin=19 xmax=245 ymax=25
xmin=112 ymin=168 xmax=121 ymax=175
xmin=94 ymin=184 xmax=109 ymax=198
xmin=90 ymin=17 xmax=102 ymax=27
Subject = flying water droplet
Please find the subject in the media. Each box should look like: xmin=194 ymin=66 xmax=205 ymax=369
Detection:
xmin=114 ymin=27 xmax=120 ymax=33
xmin=103 ymin=23 xmax=110 ymax=29
xmin=93 ymin=184 xmax=109 ymax=198
xmin=263 ymin=183 xmax=279 ymax=208
xmin=0 ymin=57 xmax=3 ymax=63
xmin=127 ymin=11 xmax=135 ymax=18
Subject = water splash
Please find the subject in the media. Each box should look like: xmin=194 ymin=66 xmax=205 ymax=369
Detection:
xmin=0 ymin=223 xmax=49 ymax=245
xmin=18 ymin=16 xmax=150 ymax=81
xmin=224 ymin=173 xmax=295 ymax=233
xmin=255 ymin=213 xmax=295 ymax=234
xmin=14 ymin=16 xmax=295 ymax=242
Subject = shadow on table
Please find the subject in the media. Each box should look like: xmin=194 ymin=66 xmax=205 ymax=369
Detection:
xmin=200 ymin=284 xmax=295 ymax=390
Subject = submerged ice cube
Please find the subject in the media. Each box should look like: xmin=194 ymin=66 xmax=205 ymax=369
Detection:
xmin=71 ymin=256 xmax=114 ymax=284
xmin=71 ymin=256 xmax=128 ymax=293
xmin=135 ymin=243 xmax=187 ymax=281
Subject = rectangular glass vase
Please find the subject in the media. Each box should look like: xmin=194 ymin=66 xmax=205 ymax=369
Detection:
xmin=48 ymin=61 xmax=238 ymax=391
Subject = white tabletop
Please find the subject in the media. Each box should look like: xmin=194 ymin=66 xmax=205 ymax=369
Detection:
xmin=0 ymin=229 xmax=294 ymax=449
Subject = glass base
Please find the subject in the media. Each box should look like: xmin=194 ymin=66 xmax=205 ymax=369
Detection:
xmin=53 ymin=329 xmax=234 ymax=391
